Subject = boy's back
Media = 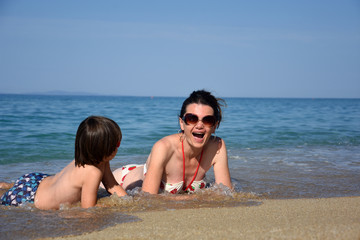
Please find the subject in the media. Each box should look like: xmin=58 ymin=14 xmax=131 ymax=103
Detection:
xmin=34 ymin=160 xmax=104 ymax=209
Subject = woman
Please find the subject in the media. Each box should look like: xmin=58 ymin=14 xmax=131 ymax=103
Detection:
xmin=113 ymin=90 xmax=232 ymax=194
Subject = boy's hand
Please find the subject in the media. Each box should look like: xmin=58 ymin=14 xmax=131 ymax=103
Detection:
xmin=102 ymin=162 xmax=127 ymax=196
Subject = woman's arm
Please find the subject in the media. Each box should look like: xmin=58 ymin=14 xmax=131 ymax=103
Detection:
xmin=212 ymin=138 xmax=232 ymax=189
xmin=102 ymin=162 xmax=127 ymax=197
xmin=142 ymin=140 xmax=169 ymax=194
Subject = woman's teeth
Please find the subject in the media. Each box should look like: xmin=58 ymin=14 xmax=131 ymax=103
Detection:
xmin=193 ymin=133 xmax=205 ymax=138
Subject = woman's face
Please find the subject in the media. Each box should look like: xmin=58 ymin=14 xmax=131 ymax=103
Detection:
xmin=179 ymin=103 xmax=217 ymax=148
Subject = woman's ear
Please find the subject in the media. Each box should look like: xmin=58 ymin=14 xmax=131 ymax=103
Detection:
xmin=211 ymin=122 xmax=219 ymax=133
xmin=179 ymin=117 xmax=185 ymax=132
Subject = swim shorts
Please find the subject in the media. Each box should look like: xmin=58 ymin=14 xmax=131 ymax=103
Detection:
xmin=1 ymin=172 xmax=49 ymax=206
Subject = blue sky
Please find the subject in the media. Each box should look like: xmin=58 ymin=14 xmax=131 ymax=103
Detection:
xmin=0 ymin=1 xmax=359 ymax=98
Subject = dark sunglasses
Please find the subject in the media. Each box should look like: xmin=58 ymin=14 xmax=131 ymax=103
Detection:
xmin=182 ymin=113 xmax=217 ymax=127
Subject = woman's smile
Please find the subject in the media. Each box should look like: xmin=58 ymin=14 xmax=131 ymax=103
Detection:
xmin=182 ymin=103 xmax=215 ymax=145
xmin=192 ymin=131 xmax=205 ymax=143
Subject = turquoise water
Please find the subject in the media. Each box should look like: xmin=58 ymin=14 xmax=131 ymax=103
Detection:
xmin=1 ymin=94 xmax=359 ymax=198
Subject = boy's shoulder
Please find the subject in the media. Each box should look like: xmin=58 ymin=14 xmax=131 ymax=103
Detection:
xmin=74 ymin=163 xmax=103 ymax=179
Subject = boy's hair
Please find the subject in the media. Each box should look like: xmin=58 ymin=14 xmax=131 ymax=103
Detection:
xmin=179 ymin=90 xmax=226 ymax=128
xmin=75 ymin=116 xmax=122 ymax=167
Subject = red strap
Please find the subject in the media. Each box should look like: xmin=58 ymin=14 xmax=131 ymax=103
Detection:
xmin=182 ymin=140 xmax=204 ymax=191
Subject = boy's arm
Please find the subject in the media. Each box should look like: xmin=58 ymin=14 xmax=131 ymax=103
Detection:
xmin=81 ymin=167 xmax=103 ymax=208
xmin=102 ymin=162 xmax=127 ymax=197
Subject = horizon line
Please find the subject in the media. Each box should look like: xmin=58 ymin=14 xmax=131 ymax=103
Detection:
xmin=0 ymin=91 xmax=359 ymax=100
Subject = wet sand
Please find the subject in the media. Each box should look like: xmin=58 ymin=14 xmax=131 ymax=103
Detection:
xmin=43 ymin=196 xmax=360 ymax=240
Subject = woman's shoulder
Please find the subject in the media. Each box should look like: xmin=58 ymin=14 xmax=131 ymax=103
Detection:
xmin=204 ymin=136 xmax=226 ymax=155
xmin=154 ymin=133 xmax=180 ymax=149
xmin=149 ymin=134 xmax=180 ymax=160
xmin=145 ymin=134 xmax=179 ymax=168
xmin=207 ymin=136 xmax=225 ymax=147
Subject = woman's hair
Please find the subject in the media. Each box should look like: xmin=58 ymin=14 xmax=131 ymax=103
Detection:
xmin=179 ymin=90 xmax=226 ymax=128
xmin=75 ymin=116 xmax=122 ymax=167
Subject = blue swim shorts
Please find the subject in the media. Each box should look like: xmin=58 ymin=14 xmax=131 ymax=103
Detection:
xmin=1 ymin=172 xmax=49 ymax=206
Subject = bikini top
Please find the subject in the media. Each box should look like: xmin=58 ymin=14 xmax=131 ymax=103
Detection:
xmin=159 ymin=140 xmax=207 ymax=194
xmin=160 ymin=179 xmax=207 ymax=194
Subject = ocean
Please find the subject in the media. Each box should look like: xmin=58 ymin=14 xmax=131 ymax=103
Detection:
xmin=1 ymin=94 xmax=359 ymax=239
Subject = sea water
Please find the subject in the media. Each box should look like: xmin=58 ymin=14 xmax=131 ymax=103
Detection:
xmin=0 ymin=94 xmax=359 ymax=238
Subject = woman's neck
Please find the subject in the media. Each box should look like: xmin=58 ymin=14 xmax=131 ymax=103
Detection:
xmin=181 ymin=139 xmax=203 ymax=160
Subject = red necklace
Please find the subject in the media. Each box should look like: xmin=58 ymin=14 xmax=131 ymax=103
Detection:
xmin=182 ymin=140 xmax=204 ymax=191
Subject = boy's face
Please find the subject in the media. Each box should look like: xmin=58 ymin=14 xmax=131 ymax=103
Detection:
xmin=104 ymin=141 xmax=120 ymax=162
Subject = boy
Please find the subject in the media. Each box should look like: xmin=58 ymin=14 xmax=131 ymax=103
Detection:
xmin=1 ymin=116 xmax=127 ymax=209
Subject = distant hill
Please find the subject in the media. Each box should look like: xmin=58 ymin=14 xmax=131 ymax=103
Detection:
xmin=24 ymin=91 xmax=100 ymax=96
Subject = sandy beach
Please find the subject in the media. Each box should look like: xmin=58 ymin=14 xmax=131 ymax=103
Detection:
xmin=42 ymin=196 xmax=360 ymax=240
